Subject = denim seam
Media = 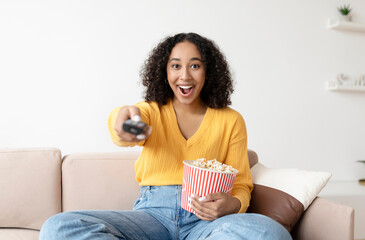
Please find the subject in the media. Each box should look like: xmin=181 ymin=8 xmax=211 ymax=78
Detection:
xmin=175 ymin=185 xmax=182 ymax=240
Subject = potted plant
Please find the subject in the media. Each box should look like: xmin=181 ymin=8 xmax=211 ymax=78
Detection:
xmin=358 ymin=160 xmax=365 ymax=186
xmin=337 ymin=4 xmax=352 ymax=21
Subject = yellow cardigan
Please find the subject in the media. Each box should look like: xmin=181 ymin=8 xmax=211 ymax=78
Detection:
xmin=108 ymin=100 xmax=253 ymax=213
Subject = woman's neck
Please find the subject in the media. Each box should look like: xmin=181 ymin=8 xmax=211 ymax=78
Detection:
xmin=172 ymin=97 xmax=207 ymax=115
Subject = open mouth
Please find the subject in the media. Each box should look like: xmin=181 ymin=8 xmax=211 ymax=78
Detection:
xmin=178 ymin=85 xmax=193 ymax=96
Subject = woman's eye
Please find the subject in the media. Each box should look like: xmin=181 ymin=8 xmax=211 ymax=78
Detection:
xmin=191 ymin=64 xmax=200 ymax=69
xmin=171 ymin=64 xmax=180 ymax=69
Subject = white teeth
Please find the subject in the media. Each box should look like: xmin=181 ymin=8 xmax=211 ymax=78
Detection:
xmin=179 ymin=86 xmax=192 ymax=89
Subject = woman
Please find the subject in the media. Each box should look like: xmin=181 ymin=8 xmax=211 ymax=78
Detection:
xmin=39 ymin=33 xmax=291 ymax=240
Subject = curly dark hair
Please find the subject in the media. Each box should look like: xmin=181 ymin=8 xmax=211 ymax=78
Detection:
xmin=140 ymin=32 xmax=234 ymax=108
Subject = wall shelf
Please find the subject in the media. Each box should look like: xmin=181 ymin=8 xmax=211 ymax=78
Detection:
xmin=327 ymin=18 xmax=365 ymax=32
xmin=326 ymin=81 xmax=365 ymax=92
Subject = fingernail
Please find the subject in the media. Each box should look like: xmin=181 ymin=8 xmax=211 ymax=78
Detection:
xmin=136 ymin=134 xmax=145 ymax=140
xmin=191 ymin=194 xmax=195 ymax=198
xmin=199 ymin=196 xmax=206 ymax=202
xmin=188 ymin=203 xmax=192 ymax=208
xmin=132 ymin=115 xmax=141 ymax=122
xmin=147 ymin=126 xmax=152 ymax=135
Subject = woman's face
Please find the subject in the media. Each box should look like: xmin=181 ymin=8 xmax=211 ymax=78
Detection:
xmin=166 ymin=41 xmax=206 ymax=107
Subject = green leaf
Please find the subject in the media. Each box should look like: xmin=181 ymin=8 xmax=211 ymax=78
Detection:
xmin=337 ymin=4 xmax=352 ymax=15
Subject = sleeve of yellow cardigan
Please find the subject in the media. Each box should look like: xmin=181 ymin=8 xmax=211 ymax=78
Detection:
xmin=224 ymin=113 xmax=253 ymax=213
xmin=107 ymin=103 xmax=150 ymax=147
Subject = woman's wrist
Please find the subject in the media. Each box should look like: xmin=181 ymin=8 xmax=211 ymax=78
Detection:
xmin=232 ymin=196 xmax=242 ymax=213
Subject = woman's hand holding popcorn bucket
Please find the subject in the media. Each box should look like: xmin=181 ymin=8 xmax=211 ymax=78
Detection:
xmin=181 ymin=159 xmax=242 ymax=221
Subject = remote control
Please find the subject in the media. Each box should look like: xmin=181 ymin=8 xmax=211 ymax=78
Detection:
xmin=122 ymin=119 xmax=148 ymax=135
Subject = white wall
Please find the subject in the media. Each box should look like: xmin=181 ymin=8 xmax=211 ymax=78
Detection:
xmin=1 ymin=0 xmax=365 ymax=181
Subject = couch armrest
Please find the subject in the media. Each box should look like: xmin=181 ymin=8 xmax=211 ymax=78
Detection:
xmin=291 ymin=197 xmax=354 ymax=240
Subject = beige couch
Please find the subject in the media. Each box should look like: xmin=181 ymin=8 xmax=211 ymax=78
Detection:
xmin=0 ymin=148 xmax=354 ymax=240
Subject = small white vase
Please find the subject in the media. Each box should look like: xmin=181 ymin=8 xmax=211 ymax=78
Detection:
xmin=340 ymin=14 xmax=352 ymax=22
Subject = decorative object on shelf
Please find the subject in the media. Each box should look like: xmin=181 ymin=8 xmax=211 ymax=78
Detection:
xmin=326 ymin=74 xmax=365 ymax=92
xmin=336 ymin=73 xmax=351 ymax=85
xmin=336 ymin=73 xmax=365 ymax=86
xmin=327 ymin=18 xmax=365 ymax=32
xmin=337 ymin=4 xmax=352 ymax=21
xmin=357 ymin=160 xmax=365 ymax=186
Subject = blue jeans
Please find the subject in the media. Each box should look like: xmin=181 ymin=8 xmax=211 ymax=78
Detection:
xmin=39 ymin=185 xmax=292 ymax=240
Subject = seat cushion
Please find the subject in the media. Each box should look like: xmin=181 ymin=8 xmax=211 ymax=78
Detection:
xmin=62 ymin=151 xmax=141 ymax=212
xmin=0 ymin=228 xmax=39 ymax=240
xmin=0 ymin=148 xmax=62 ymax=230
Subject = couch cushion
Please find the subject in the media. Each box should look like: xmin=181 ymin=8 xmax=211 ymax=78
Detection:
xmin=247 ymin=162 xmax=331 ymax=232
xmin=0 ymin=148 xmax=62 ymax=230
xmin=247 ymin=149 xmax=258 ymax=168
xmin=62 ymin=151 xmax=141 ymax=212
xmin=0 ymin=228 xmax=39 ymax=240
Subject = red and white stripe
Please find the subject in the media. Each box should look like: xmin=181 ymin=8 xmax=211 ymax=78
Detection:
xmin=181 ymin=161 xmax=237 ymax=214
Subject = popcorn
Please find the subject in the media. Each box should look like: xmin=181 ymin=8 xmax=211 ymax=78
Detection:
xmin=190 ymin=158 xmax=237 ymax=173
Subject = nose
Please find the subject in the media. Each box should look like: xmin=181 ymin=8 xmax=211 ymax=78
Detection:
xmin=180 ymin=66 xmax=191 ymax=81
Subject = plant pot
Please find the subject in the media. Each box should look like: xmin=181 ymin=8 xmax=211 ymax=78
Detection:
xmin=359 ymin=179 xmax=365 ymax=186
xmin=340 ymin=14 xmax=352 ymax=22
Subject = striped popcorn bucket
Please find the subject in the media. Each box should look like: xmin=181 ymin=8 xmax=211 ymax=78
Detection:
xmin=181 ymin=160 xmax=238 ymax=214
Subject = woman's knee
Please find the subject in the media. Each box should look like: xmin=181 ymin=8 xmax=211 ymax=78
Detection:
xmin=39 ymin=212 xmax=82 ymax=239
xmin=236 ymin=213 xmax=292 ymax=240
xmin=207 ymin=213 xmax=292 ymax=240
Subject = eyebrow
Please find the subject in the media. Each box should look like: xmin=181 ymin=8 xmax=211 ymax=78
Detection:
xmin=169 ymin=57 xmax=203 ymax=62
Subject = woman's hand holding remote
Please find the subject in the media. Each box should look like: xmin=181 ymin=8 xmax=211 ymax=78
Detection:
xmin=114 ymin=106 xmax=152 ymax=142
